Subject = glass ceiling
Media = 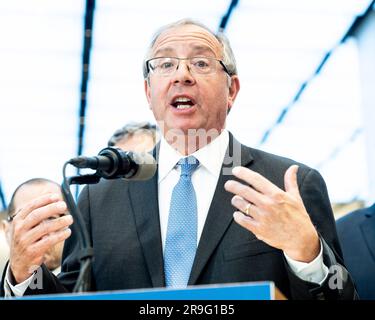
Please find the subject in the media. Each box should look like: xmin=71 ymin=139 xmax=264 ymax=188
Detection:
xmin=0 ymin=0 xmax=373 ymax=208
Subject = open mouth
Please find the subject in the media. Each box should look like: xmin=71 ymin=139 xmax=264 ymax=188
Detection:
xmin=171 ymin=96 xmax=196 ymax=110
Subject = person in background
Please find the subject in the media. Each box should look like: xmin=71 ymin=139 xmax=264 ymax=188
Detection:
xmin=0 ymin=211 xmax=10 ymax=277
xmin=108 ymin=121 xmax=159 ymax=152
xmin=2 ymin=178 xmax=67 ymax=276
xmin=336 ymin=203 xmax=375 ymax=299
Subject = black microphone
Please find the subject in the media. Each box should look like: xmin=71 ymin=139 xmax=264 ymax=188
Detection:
xmin=68 ymin=147 xmax=157 ymax=180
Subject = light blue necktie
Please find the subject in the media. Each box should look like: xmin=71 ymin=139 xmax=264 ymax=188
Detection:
xmin=164 ymin=156 xmax=199 ymax=288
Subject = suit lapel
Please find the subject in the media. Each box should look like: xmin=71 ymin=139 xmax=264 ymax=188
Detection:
xmin=188 ymin=133 xmax=254 ymax=285
xmin=128 ymin=146 xmax=165 ymax=288
xmin=360 ymin=204 xmax=375 ymax=262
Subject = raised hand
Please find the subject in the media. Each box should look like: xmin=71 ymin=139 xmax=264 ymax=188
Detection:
xmin=9 ymin=193 xmax=73 ymax=283
xmin=224 ymin=165 xmax=320 ymax=263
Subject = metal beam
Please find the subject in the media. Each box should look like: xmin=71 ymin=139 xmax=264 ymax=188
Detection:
xmin=77 ymin=0 xmax=96 ymax=158
xmin=0 ymin=179 xmax=6 ymax=210
xmin=259 ymin=1 xmax=375 ymax=146
xmin=218 ymin=0 xmax=239 ymax=33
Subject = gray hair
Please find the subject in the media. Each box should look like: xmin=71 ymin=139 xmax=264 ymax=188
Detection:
xmin=108 ymin=121 xmax=158 ymax=147
xmin=142 ymin=19 xmax=238 ymax=80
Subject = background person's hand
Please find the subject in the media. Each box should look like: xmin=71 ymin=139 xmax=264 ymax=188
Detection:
xmin=224 ymin=165 xmax=320 ymax=263
xmin=9 ymin=193 xmax=73 ymax=283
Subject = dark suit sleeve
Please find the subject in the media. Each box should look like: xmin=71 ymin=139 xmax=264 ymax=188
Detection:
xmin=0 ymin=262 xmax=68 ymax=297
xmin=23 ymin=264 xmax=69 ymax=295
xmin=285 ymin=168 xmax=357 ymax=299
xmin=0 ymin=261 xmax=12 ymax=297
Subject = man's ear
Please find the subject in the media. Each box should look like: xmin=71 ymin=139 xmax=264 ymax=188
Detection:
xmin=227 ymin=75 xmax=240 ymax=113
xmin=144 ymin=79 xmax=152 ymax=109
xmin=1 ymin=220 xmax=11 ymax=246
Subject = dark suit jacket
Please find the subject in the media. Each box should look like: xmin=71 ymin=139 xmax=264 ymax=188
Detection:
xmin=336 ymin=203 xmax=375 ymax=299
xmin=1 ymin=134 xmax=357 ymax=299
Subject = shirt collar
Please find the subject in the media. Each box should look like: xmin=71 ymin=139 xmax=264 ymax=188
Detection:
xmin=158 ymin=129 xmax=229 ymax=183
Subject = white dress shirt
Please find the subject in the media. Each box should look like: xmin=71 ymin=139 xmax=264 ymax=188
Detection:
xmin=158 ymin=130 xmax=229 ymax=248
xmin=5 ymin=129 xmax=328 ymax=296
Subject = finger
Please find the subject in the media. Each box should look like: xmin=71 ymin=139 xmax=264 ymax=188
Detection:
xmin=15 ymin=193 xmax=62 ymax=221
xmin=233 ymin=212 xmax=267 ymax=242
xmin=30 ymin=228 xmax=72 ymax=256
xmin=22 ymin=201 xmax=67 ymax=231
xmin=232 ymin=166 xmax=282 ymax=196
xmin=231 ymin=196 xmax=260 ymax=219
xmin=233 ymin=211 xmax=258 ymax=233
xmin=24 ymin=215 xmax=73 ymax=245
xmin=284 ymin=165 xmax=300 ymax=197
xmin=225 ymin=179 xmax=266 ymax=207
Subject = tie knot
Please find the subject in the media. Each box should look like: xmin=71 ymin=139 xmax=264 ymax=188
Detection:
xmin=178 ymin=156 xmax=199 ymax=177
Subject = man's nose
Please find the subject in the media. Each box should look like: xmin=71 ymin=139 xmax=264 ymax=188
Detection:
xmin=172 ymin=60 xmax=196 ymax=85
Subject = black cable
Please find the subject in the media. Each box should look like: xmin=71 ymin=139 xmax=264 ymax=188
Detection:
xmin=259 ymin=1 xmax=375 ymax=146
xmin=61 ymin=162 xmax=95 ymax=292
xmin=218 ymin=0 xmax=239 ymax=33
xmin=0 ymin=179 xmax=6 ymax=211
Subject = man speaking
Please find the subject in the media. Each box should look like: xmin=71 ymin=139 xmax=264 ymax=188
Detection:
xmin=2 ymin=19 xmax=356 ymax=299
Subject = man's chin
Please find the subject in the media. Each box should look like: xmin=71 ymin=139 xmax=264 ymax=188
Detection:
xmin=44 ymin=254 xmax=60 ymax=271
xmin=45 ymin=260 xmax=60 ymax=271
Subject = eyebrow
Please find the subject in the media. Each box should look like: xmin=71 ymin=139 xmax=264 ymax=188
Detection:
xmin=190 ymin=45 xmax=216 ymax=56
xmin=152 ymin=45 xmax=216 ymax=58
xmin=153 ymin=47 xmax=175 ymax=57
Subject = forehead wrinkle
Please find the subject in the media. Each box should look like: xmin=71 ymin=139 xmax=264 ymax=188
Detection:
xmin=153 ymin=44 xmax=216 ymax=58
xmin=152 ymin=30 xmax=223 ymax=59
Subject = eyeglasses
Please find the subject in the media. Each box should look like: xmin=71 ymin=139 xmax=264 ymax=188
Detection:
xmin=145 ymin=56 xmax=230 ymax=76
xmin=7 ymin=211 xmax=63 ymax=222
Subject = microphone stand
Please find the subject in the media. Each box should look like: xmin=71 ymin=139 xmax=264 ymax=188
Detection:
xmin=61 ymin=162 xmax=101 ymax=292
xmin=60 ymin=148 xmax=156 ymax=292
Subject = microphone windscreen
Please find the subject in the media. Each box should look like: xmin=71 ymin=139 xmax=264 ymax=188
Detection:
xmin=126 ymin=152 xmax=157 ymax=180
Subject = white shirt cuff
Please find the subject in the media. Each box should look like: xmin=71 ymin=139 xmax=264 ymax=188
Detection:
xmin=4 ymin=264 xmax=35 ymax=298
xmin=283 ymin=239 xmax=329 ymax=285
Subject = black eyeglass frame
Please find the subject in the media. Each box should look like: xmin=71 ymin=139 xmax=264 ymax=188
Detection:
xmin=7 ymin=212 xmax=62 ymax=222
xmin=145 ymin=56 xmax=231 ymax=77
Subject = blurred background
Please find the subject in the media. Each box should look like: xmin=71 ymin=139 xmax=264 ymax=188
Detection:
xmin=1 ymin=0 xmax=375 ymax=217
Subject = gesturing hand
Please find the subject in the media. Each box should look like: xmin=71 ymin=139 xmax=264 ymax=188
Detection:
xmin=9 ymin=193 xmax=73 ymax=284
xmin=224 ymin=165 xmax=320 ymax=263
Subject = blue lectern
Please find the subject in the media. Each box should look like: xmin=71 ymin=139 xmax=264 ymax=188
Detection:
xmin=20 ymin=281 xmax=286 ymax=300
